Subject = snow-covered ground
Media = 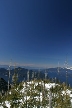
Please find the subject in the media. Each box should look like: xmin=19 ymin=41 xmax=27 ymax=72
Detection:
xmin=0 ymin=80 xmax=72 ymax=108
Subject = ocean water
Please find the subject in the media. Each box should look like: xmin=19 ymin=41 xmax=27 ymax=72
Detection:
xmin=48 ymin=71 xmax=72 ymax=87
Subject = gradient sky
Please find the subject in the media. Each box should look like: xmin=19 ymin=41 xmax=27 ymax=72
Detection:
xmin=0 ymin=0 xmax=72 ymax=68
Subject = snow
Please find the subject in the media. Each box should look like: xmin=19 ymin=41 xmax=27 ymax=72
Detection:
xmin=45 ymin=83 xmax=58 ymax=89
xmin=5 ymin=101 xmax=11 ymax=108
xmin=70 ymin=94 xmax=72 ymax=98
xmin=0 ymin=80 xmax=72 ymax=108
xmin=62 ymin=89 xmax=71 ymax=95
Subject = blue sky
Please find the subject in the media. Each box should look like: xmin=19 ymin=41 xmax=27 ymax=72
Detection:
xmin=0 ymin=0 xmax=72 ymax=68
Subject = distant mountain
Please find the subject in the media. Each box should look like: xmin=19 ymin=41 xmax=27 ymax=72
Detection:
xmin=0 ymin=67 xmax=72 ymax=86
xmin=0 ymin=65 xmax=9 ymax=69
xmin=0 ymin=65 xmax=16 ymax=69
xmin=0 ymin=67 xmax=46 ymax=82
xmin=0 ymin=65 xmax=41 ymax=70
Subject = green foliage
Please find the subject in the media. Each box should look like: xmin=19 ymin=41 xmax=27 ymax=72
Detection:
xmin=0 ymin=76 xmax=72 ymax=108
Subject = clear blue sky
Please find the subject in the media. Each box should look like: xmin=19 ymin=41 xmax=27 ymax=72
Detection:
xmin=0 ymin=0 xmax=72 ymax=68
